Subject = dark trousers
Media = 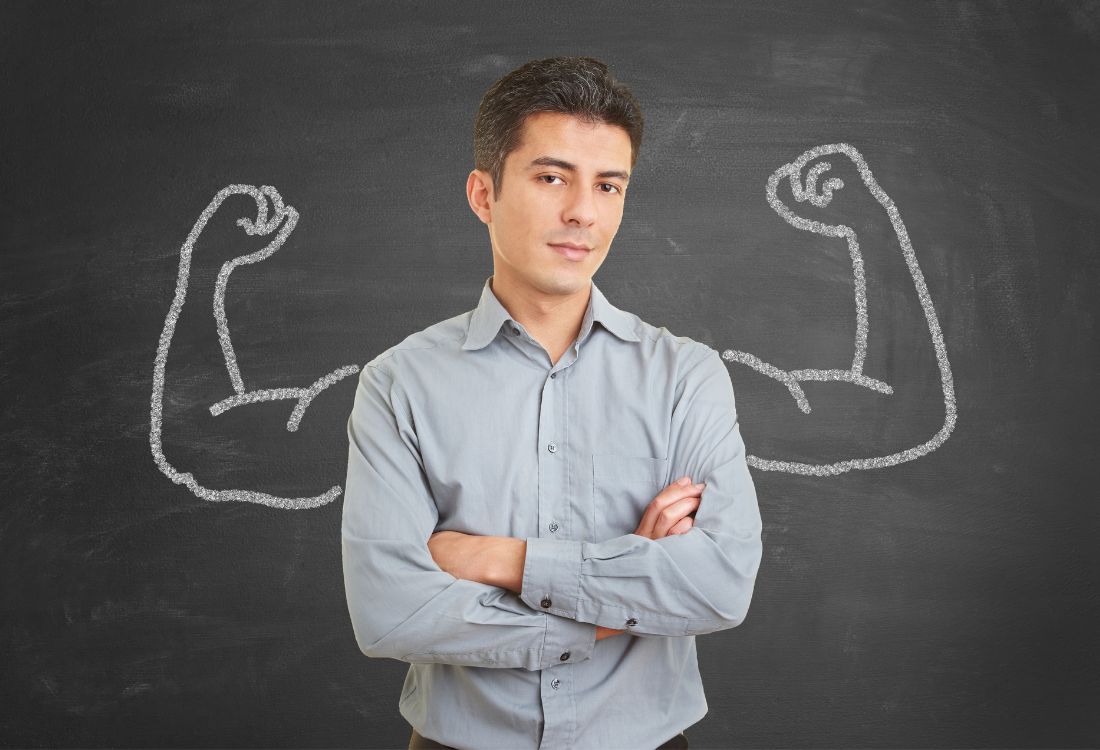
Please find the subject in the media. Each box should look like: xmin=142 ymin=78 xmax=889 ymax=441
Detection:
xmin=408 ymin=727 xmax=689 ymax=749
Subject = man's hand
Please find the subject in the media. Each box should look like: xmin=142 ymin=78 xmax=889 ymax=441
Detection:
xmin=634 ymin=476 xmax=704 ymax=540
xmin=597 ymin=476 xmax=705 ymax=641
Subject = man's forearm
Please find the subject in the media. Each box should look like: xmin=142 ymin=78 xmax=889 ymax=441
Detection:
xmin=481 ymin=536 xmax=623 ymax=641
xmin=428 ymin=530 xmax=526 ymax=592
xmin=429 ymin=530 xmax=624 ymax=641
xmin=478 ymin=535 xmax=527 ymax=593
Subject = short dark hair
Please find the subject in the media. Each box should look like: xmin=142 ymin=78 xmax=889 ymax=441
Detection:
xmin=473 ymin=56 xmax=644 ymax=200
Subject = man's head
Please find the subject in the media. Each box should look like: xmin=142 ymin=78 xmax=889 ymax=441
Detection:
xmin=467 ymin=57 xmax=644 ymax=297
xmin=472 ymin=57 xmax=644 ymax=200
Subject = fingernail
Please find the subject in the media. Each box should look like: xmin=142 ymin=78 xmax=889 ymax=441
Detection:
xmin=695 ymin=482 xmax=706 ymax=489
xmin=678 ymin=477 xmax=692 ymax=486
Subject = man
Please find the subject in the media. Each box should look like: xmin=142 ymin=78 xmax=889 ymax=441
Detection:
xmin=342 ymin=56 xmax=763 ymax=750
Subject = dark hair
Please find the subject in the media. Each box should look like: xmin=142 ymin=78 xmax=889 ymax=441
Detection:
xmin=473 ymin=56 xmax=644 ymax=199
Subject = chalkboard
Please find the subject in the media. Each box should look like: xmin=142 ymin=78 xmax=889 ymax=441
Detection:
xmin=3 ymin=1 xmax=1098 ymax=747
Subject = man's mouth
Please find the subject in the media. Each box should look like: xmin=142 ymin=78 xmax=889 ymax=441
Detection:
xmin=549 ymin=243 xmax=591 ymax=261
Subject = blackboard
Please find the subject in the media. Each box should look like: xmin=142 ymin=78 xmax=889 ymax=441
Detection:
xmin=3 ymin=1 xmax=1098 ymax=747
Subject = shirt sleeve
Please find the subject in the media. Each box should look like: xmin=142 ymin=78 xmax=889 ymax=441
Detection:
xmin=520 ymin=346 xmax=763 ymax=637
xmin=342 ymin=361 xmax=597 ymax=670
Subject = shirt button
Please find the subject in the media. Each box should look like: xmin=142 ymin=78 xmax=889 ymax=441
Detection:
xmin=550 ymin=372 xmax=556 ymax=378
xmin=551 ymin=678 xmax=561 ymax=689
xmin=547 ymin=443 xmax=557 ymax=453
xmin=540 ymin=597 xmax=552 ymax=609
xmin=625 ymin=618 xmax=638 ymax=627
xmin=511 ymin=326 xmax=520 ymax=335
xmin=559 ymin=651 xmax=571 ymax=661
xmin=549 ymin=521 xmax=559 ymax=532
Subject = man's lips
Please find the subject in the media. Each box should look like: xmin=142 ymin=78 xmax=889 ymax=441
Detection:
xmin=549 ymin=242 xmax=592 ymax=261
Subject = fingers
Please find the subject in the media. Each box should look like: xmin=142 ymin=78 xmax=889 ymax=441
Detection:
xmin=637 ymin=480 xmax=700 ymax=538
xmin=651 ymin=495 xmax=701 ymax=538
xmin=667 ymin=516 xmax=694 ymax=535
xmin=635 ymin=477 xmax=705 ymax=539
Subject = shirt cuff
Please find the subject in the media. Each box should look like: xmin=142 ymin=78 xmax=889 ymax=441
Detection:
xmin=521 ymin=536 xmax=583 ymax=620
xmin=539 ymin=610 xmax=597 ymax=670
xmin=521 ymin=537 xmax=593 ymax=669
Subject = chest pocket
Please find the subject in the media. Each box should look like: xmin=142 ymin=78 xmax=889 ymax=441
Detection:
xmin=592 ymin=453 xmax=670 ymax=539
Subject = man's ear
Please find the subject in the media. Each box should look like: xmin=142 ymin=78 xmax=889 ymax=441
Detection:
xmin=466 ymin=169 xmax=494 ymax=225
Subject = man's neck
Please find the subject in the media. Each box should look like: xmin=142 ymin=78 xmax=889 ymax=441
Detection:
xmin=489 ymin=273 xmax=591 ymax=364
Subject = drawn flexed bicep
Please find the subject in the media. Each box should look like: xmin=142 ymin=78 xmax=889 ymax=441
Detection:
xmin=722 ymin=144 xmax=956 ymax=476
xmin=150 ymin=184 xmax=359 ymax=509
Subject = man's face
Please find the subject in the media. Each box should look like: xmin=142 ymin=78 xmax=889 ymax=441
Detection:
xmin=469 ymin=111 xmax=633 ymax=297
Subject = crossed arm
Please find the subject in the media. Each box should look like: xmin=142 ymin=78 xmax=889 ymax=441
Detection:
xmin=425 ymin=475 xmax=707 ymax=641
xmin=342 ymin=349 xmax=762 ymax=670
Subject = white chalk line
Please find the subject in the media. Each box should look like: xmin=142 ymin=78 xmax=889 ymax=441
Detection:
xmin=149 ymin=184 xmax=360 ymax=509
xmin=723 ymin=143 xmax=957 ymax=475
xmin=153 ymin=150 xmax=955 ymax=496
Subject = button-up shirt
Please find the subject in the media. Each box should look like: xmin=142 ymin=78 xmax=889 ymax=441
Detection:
xmin=342 ymin=275 xmax=763 ymax=750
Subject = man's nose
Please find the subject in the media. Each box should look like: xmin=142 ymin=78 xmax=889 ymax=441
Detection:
xmin=562 ymin=185 xmax=597 ymax=226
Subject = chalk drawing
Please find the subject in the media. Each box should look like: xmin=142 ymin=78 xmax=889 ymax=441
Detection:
xmin=722 ymin=143 xmax=957 ymax=475
xmin=149 ymin=184 xmax=360 ymax=509
xmin=152 ymin=149 xmax=953 ymax=495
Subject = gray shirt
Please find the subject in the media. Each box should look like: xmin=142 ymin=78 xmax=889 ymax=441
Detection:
xmin=342 ymin=275 xmax=763 ymax=750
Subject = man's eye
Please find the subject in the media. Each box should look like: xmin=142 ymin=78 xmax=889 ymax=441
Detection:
xmin=599 ymin=183 xmax=622 ymax=195
xmin=540 ymin=175 xmax=563 ymax=185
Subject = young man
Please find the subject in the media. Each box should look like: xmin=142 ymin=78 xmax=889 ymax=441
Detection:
xmin=342 ymin=57 xmax=762 ymax=750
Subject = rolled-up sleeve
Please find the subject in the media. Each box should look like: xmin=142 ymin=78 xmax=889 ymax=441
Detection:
xmin=342 ymin=362 xmax=597 ymax=670
xmin=521 ymin=347 xmax=763 ymax=637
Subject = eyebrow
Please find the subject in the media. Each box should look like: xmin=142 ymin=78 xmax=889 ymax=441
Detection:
xmin=526 ymin=156 xmax=630 ymax=182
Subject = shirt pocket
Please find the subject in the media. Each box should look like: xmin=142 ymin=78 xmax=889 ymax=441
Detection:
xmin=591 ymin=453 xmax=670 ymax=540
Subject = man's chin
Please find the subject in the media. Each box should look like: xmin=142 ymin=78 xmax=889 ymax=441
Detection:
xmin=538 ymin=270 xmax=593 ymax=296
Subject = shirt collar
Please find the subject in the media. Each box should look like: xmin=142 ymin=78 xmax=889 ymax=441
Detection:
xmin=462 ymin=275 xmax=640 ymax=351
